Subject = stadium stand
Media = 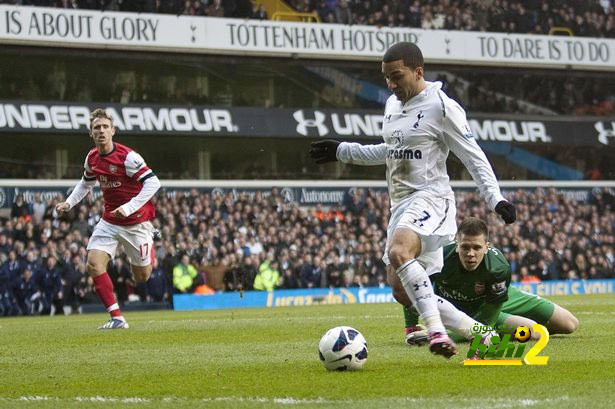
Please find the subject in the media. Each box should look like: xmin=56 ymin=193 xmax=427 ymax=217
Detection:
xmin=1 ymin=186 xmax=613 ymax=315
xmin=1 ymin=49 xmax=613 ymax=118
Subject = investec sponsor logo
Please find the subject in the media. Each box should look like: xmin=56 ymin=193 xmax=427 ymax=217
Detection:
xmin=0 ymin=104 xmax=238 ymax=133
xmin=300 ymin=188 xmax=345 ymax=204
xmin=468 ymin=119 xmax=552 ymax=143
xmin=293 ymin=109 xmax=383 ymax=137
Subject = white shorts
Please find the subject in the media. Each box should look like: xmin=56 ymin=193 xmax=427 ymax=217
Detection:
xmin=383 ymin=192 xmax=457 ymax=274
xmin=87 ymin=219 xmax=154 ymax=267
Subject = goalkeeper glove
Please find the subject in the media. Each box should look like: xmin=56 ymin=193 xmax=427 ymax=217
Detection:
xmin=309 ymin=140 xmax=340 ymax=164
xmin=495 ymin=200 xmax=516 ymax=224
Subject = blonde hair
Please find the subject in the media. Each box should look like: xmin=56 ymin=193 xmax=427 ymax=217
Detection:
xmin=89 ymin=108 xmax=113 ymax=127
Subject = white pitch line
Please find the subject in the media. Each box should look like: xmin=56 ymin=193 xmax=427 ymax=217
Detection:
xmin=2 ymin=395 xmax=571 ymax=407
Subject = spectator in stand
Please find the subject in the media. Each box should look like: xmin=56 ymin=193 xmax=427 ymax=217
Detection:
xmin=1 ymin=250 xmax=22 ymax=287
xmin=31 ymin=193 xmax=47 ymax=225
xmin=206 ymin=0 xmax=224 ymax=17
xmin=11 ymin=194 xmax=31 ymax=221
xmin=13 ymin=267 xmax=42 ymax=315
xmin=63 ymin=255 xmax=86 ymax=314
xmin=335 ymin=0 xmax=352 ymax=24
xmin=253 ymin=259 xmax=280 ymax=291
xmin=146 ymin=258 xmax=170 ymax=302
xmin=173 ymin=253 xmax=199 ymax=293
xmin=38 ymin=256 xmax=64 ymax=315
xmin=250 ymin=3 xmax=267 ymax=20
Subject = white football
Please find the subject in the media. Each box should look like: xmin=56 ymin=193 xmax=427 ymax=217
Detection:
xmin=318 ymin=326 xmax=368 ymax=371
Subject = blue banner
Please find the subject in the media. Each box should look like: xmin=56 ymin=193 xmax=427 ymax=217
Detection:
xmin=173 ymin=287 xmax=395 ymax=311
xmin=173 ymin=279 xmax=615 ymax=311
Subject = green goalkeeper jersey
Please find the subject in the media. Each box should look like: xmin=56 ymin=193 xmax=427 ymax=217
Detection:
xmin=433 ymin=243 xmax=511 ymax=318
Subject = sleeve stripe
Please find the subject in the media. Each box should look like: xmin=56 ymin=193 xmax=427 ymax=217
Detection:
xmin=139 ymin=171 xmax=156 ymax=183
xmin=437 ymin=90 xmax=446 ymax=117
xmin=133 ymin=167 xmax=151 ymax=180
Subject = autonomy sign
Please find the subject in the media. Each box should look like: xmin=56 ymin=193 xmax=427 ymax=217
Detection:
xmin=464 ymin=324 xmax=550 ymax=366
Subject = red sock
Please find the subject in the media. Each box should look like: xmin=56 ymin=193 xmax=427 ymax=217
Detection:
xmin=93 ymin=272 xmax=122 ymax=318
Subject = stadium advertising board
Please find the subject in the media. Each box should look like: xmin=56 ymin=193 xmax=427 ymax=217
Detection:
xmin=173 ymin=280 xmax=615 ymax=311
xmin=1 ymin=102 xmax=613 ymax=147
xmin=1 ymin=5 xmax=614 ymax=70
xmin=1 ymin=183 xmax=612 ymax=210
xmin=0 ymin=184 xmax=365 ymax=209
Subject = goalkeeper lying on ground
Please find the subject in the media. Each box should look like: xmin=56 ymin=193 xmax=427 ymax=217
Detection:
xmin=403 ymin=217 xmax=579 ymax=345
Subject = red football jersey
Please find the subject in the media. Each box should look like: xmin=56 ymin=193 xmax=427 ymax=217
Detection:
xmin=83 ymin=142 xmax=156 ymax=226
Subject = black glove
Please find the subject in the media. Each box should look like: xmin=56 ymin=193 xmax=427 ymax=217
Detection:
xmin=495 ymin=200 xmax=516 ymax=224
xmin=309 ymin=140 xmax=340 ymax=164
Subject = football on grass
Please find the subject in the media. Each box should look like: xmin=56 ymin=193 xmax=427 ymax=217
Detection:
xmin=318 ymin=326 xmax=368 ymax=371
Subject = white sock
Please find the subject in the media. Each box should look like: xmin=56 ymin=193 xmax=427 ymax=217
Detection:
xmin=433 ymin=295 xmax=474 ymax=339
xmin=434 ymin=296 xmax=496 ymax=343
xmin=397 ymin=260 xmax=445 ymax=334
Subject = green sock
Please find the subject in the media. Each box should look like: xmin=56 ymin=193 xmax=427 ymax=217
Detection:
xmin=403 ymin=306 xmax=419 ymax=328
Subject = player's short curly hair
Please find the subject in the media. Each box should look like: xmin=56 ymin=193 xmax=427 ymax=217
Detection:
xmin=382 ymin=42 xmax=424 ymax=69
xmin=458 ymin=217 xmax=489 ymax=239
xmin=89 ymin=108 xmax=113 ymax=127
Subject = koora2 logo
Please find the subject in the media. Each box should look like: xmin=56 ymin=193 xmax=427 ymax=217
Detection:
xmin=464 ymin=324 xmax=550 ymax=366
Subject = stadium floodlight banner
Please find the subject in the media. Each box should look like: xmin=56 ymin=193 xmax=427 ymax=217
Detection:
xmin=0 ymin=101 xmax=614 ymax=147
xmin=1 ymin=5 xmax=614 ymax=71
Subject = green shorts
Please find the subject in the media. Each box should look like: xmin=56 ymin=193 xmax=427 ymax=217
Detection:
xmin=494 ymin=286 xmax=555 ymax=327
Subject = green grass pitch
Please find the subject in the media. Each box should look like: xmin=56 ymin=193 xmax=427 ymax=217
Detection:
xmin=1 ymin=294 xmax=614 ymax=409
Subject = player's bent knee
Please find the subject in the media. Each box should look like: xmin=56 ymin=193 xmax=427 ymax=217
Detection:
xmin=86 ymin=261 xmax=105 ymax=277
xmin=562 ymin=315 xmax=579 ymax=334
xmin=550 ymin=308 xmax=579 ymax=334
xmin=388 ymin=245 xmax=416 ymax=269
xmin=132 ymin=266 xmax=152 ymax=283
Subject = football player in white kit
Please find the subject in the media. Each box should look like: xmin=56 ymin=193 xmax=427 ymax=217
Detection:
xmin=310 ymin=42 xmax=516 ymax=358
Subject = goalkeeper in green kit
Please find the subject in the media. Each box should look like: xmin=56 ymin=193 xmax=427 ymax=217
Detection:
xmin=403 ymin=217 xmax=579 ymax=345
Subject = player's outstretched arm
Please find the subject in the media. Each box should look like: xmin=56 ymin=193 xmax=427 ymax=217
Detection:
xmin=494 ymin=200 xmax=516 ymax=224
xmin=309 ymin=140 xmax=340 ymax=164
xmin=116 ymin=175 xmax=161 ymax=217
xmin=58 ymin=178 xmax=96 ymax=213
xmin=55 ymin=202 xmax=71 ymax=214
xmin=310 ymin=140 xmax=387 ymax=166
xmin=441 ymin=101 xmax=515 ymax=223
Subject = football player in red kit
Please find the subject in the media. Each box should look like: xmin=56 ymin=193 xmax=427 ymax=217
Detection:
xmin=56 ymin=109 xmax=161 ymax=329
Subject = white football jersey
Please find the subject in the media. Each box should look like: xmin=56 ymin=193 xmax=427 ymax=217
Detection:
xmin=336 ymin=81 xmax=504 ymax=210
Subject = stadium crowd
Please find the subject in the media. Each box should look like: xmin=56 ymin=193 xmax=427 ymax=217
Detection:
xmin=4 ymin=1 xmax=614 ymax=39
xmin=1 ymin=186 xmax=613 ymax=316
